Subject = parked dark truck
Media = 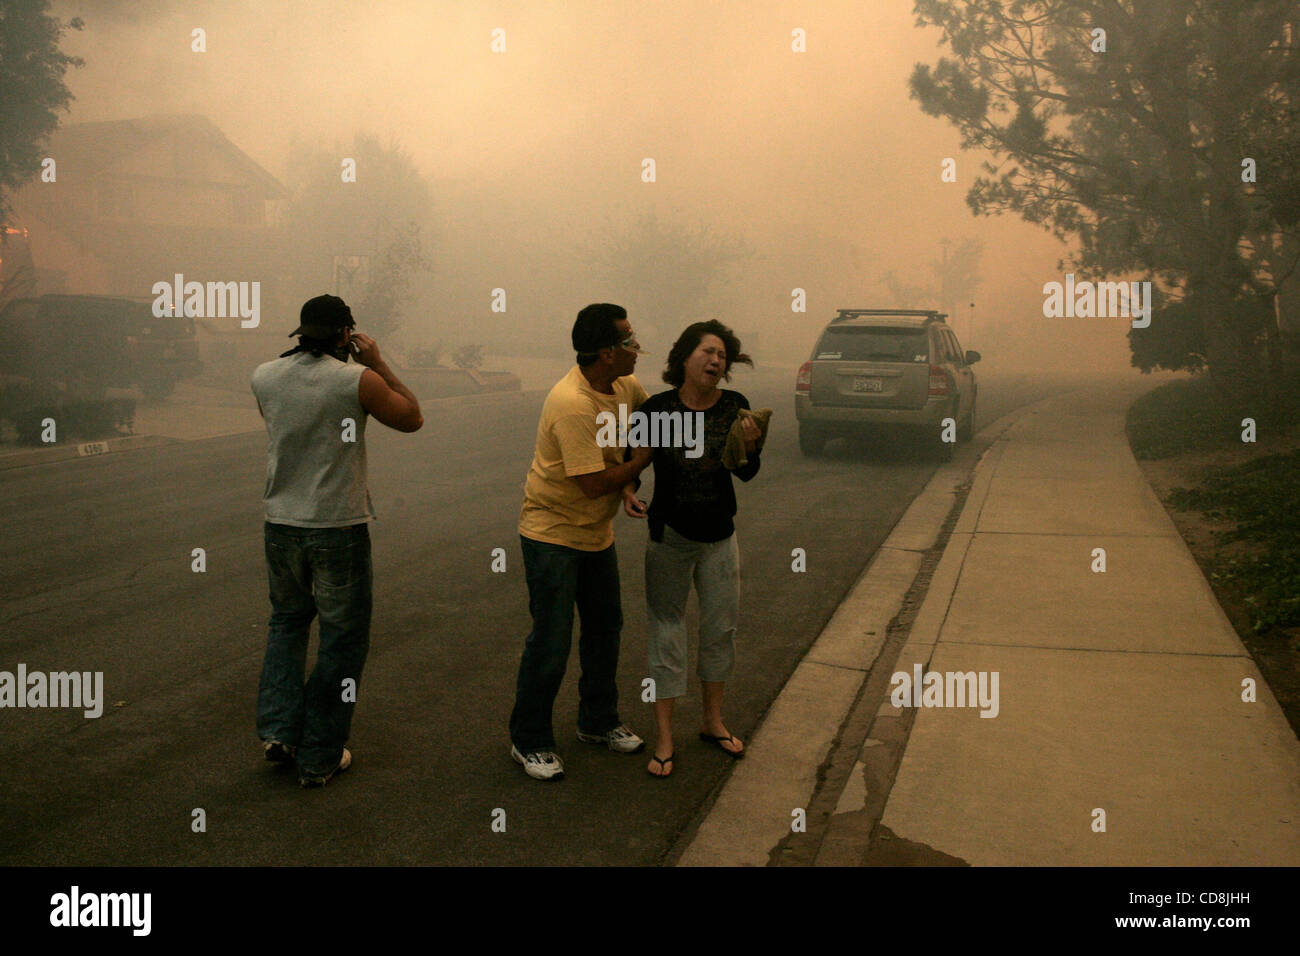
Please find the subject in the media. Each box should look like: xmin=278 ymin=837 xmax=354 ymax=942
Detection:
xmin=0 ymin=295 xmax=202 ymax=444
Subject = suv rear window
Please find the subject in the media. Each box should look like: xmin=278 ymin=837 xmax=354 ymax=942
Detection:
xmin=814 ymin=326 xmax=929 ymax=363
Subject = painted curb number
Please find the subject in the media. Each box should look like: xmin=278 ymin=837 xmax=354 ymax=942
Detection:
xmin=77 ymin=441 xmax=110 ymax=457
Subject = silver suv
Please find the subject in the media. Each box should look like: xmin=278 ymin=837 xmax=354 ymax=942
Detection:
xmin=794 ymin=309 xmax=979 ymax=459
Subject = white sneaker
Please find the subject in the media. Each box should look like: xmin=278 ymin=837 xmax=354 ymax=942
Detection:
xmin=511 ymin=745 xmax=565 ymax=780
xmin=577 ymin=724 xmax=645 ymax=753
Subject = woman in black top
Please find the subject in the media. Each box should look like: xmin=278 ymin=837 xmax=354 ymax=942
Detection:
xmin=621 ymin=320 xmax=764 ymax=777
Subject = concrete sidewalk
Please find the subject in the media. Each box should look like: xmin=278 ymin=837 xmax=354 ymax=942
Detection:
xmin=683 ymin=381 xmax=1300 ymax=866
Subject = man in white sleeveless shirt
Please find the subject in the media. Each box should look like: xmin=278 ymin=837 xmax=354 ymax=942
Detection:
xmin=250 ymin=294 xmax=422 ymax=787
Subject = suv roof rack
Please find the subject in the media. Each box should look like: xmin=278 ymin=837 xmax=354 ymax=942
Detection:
xmin=831 ymin=309 xmax=947 ymax=325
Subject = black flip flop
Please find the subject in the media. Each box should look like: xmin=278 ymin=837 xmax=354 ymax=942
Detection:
xmin=647 ymin=753 xmax=674 ymax=778
xmin=699 ymin=732 xmax=745 ymax=759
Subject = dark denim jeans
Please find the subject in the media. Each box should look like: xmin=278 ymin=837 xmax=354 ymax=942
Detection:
xmin=257 ymin=521 xmax=372 ymax=777
xmin=509 ymin=535 xmax=623 ymax=753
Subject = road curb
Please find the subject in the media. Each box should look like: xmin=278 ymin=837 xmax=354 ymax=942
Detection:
xmin=0 ymin=433 xmax=180 ymax=472
xmin=675 ymin=398 xmax=1046 ymax=866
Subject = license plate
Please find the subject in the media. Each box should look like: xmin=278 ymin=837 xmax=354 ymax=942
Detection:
xmin=77 ymin=441 xmax=110 ymax=457
xmin=852 ymin=377 xmax=883 ymax=393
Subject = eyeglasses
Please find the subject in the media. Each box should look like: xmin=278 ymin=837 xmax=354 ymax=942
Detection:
xmin=615 ymin=333 xmax=645 ymax=354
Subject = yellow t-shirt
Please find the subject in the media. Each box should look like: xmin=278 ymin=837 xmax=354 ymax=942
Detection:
xmin=518 ymin=365 xmax=649 ymax=551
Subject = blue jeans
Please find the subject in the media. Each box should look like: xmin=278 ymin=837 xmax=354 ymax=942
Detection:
xmin=509 ymin=535 xmax=623 ymax=753
xmin=257 ymin=521 xmax=372 ymax=776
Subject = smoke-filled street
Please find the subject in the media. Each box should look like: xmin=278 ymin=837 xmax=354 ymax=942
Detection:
xmin=1 ymin=363 xmax=1071 ymax=865
xmin=2 ymin=0 xmax=1298 ymax=940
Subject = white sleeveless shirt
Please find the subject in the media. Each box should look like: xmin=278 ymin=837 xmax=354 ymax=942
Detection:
xmin=251 ymin=351 xmax=375 ymax=527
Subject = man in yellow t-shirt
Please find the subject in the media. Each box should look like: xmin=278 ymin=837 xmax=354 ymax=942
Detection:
xmin=509 ymin=304 xmax=653 ymax=780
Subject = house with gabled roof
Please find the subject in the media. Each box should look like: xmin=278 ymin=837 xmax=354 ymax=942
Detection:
xmin=8 ymin=114 xmax=289 ymax=304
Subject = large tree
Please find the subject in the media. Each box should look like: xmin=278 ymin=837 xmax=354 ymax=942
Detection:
xmin=0 ymin=0 xmax=81 ymax=305
xmin=909 ymin=0 xmax=1300 ymax=389
xmin=281 ymin=133 xmax=434 ymax=340
xmin=582 ymin=209 xmax=751 ymax=347
xmin=0 ymin=0 xmax=82 ymax=228
xmin=882 ymin=237 xmax=984 ymax=317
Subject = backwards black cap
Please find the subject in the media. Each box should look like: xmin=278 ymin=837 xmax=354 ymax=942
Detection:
xmin=290 ymin=294 xmax=355 ymax=339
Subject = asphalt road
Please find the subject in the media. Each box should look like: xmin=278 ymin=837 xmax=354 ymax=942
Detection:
xmin=0 ymin=362 xmax=1078 ymax=865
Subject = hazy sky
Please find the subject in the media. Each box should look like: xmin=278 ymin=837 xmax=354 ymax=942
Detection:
xmin=48 ymin=0 xmax=1123 ymax=368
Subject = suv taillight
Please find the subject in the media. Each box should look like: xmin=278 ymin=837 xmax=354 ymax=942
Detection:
xmin=796 ymin=362 xmax=812 ymax=393
xmin=928 ymin=365 xmax=950 ymax=397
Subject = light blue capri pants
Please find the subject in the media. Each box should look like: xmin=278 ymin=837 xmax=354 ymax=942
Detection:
xmin=645 ymin=525 xmax=740 ymax=700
